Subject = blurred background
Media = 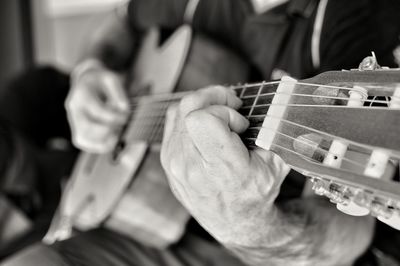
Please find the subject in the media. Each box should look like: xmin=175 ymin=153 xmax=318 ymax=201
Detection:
xmin=0 ymin=0 xmax=127 ymax=91
xmin=0 ymin=0 xmax=127 ymax=256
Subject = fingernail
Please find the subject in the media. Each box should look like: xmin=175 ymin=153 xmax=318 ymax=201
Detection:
xmin=228 ymin=88 xmax=237 ymax=95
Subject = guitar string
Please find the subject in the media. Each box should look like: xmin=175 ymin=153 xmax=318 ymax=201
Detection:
xmin=251 ymin=115 xmax=400 ymax=159
xmin=127 ymin=114 xmax=370 ymax=170
xmin=125 ymin=98 xmax=397 ymax=140
xmin=246 ymin=140 xmax=366 ymax=177
xmin=125 ymin=96 xmax=395 ymax=137
xmin=151 ymin=97 xmax=171 ymax=143
xmin=128 ymin=91 xmax=395 ymax=109
xmin=127 ymin=80 xmax=400 ymax=102
xmin=129 ymin=102 xmax=397 ymax=117
xmin=125 ymin=80 xmax=397 ymax=131
xmin=243 ymin=129 xmax=366 ymax=168
xmin=121 ymin=82 xmax=398 ymax=157
xmin=126 ymin=81 xmax=400 ymax=105
xmin=125 ymin=86 xmax=396 ymax=133
xmin=125 ymin=101 xmax=398 ymax=137
xmin=244 ymin=137 xmax=361 ymax=169
xmin=125 ymin=104 xmax=400 ymax=161
xmin=124 ymin=120 xmax=399 ymax=174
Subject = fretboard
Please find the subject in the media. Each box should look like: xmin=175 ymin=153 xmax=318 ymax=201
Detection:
xmin=123 ymin=81 xmax=281 ymax=146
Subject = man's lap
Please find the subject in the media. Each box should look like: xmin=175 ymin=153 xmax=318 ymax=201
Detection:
xmin=2 ymin=228 xmax=245 ymax=266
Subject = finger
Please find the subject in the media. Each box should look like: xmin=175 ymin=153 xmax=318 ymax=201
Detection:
xmin=69 ymin=110 xmax=118 ymax=153
xmin=184 ymin=106 xmax=249 ymax=162
xmin=83 ymin=93 xmax=128 ymax=126
xmin=253 ymin=148 xmax=291 ymax=177
xmin=251 ymin=148 xmax=291 ymax=197
xmin=162 ymin=104 xmax=179 ymax=144
xmin=101 ymin=73 xmax=129 ymax=112
xmin=73 ymin=132 xmax=117 ymax=153
xmin=204 ymin=105 xmax=249 ymax=134
xmin=179 ymin=86 xmax=242 ymax=116
xmin=67 ymin=80 xmax=129 ymax=126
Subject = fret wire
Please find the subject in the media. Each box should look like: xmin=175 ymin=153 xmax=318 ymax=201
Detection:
xmin=239 ymin=83 xmax=247 ymax=98
xmin=240 ymin=92 xmax=275 ymax=99
xmin=248 ymin=82 xmax=265 ymax=117
xmin=231 ymin=81 xmax=281 ymax=91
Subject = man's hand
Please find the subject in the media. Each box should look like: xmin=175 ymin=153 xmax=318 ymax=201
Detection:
xmin=160 ymin=86 xmax=291 ymax=246
xmin=161 ymin=86 xmax=374 ymax=266
xmin=65 ymin=60 xmax=129 ymax=153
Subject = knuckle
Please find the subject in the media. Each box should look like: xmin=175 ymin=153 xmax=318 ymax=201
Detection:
xmin=166 ymin=104 xmax=178 ymax=119
xmin=65 ymin=93 xmax=78 ymax=111
xmin=169 ymin=155 xmax=183 ymax=178
xmin=179 ymin=94 xmax=197 ymax=113
xmin=72 ymin=134 xmax=87 ymax=150
xmin=160 ymin=148 xmax=168 ymax=168
xmin=184 ymin=110 xmax=206 ymax=128
xmin=213 ymin=85 xmax=227 ymax=94
xmin=92 ymin=126 xmax=111 ymax=139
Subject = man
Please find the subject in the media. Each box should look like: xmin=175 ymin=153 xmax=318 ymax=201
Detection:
xmin=3 ymin=0 xmax=400 ymax=265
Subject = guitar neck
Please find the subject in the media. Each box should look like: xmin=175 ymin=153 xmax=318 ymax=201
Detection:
xmin=117 ymin=69 xmax=400 ymax=230
xmin=124 ymin=81 xmax=279 ymax=145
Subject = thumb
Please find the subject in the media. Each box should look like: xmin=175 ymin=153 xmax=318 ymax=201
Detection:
xmin=253 ymin=148 xmax=291 ymax=178
xmin=101 ymin=72 xmax=129 ymax=112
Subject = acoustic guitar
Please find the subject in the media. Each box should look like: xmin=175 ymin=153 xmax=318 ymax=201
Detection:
xmin=46 ymin=26 xmax=400 ymax=244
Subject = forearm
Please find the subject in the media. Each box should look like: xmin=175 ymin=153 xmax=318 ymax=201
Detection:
xmin=81 ymin=5 xmax=138 ymax=71
xmin=224 ymin=197 xmax=375 ymax=266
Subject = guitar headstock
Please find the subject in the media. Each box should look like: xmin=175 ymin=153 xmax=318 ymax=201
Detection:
xmin=253 ymin=60 xmax=400 ymax=230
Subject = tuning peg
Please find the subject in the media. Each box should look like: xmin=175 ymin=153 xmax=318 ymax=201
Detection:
xmin=337 ymin=189 xmax=371 ymax=216
xmin=369 ymin=199 xmax=393 ymax=219
xmin=325 ymin=183 xmax=347 ymax=204
xmin=358 ymin=52 xmax=381 ymax=71
xmin=310 ymin=177 xmax=329 ymax=196
xmin=337 ymin=201 xmax=370 ymax=216
xmin=334 ymin=186 xmax=370 ymax=216
xmin=378 ymin=212 xmax=400 ymax=230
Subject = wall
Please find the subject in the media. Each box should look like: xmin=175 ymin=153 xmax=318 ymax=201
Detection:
xmin=32 ymin=0 xmax=128 ymax=71
xmin=0 ymin=0 xmax=26 ymax=90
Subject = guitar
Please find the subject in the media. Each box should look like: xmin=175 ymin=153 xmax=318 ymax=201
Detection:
xmin=44 ymin=26 xmax=251 ymax=246
xmin=46 ymin=26 xmax=400 ymax=244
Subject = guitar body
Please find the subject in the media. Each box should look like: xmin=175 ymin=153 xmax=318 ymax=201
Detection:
xmin=46 ymin=26 xmax=250 ymax=244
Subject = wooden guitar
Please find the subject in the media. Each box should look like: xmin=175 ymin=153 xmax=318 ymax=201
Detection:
xmin=44 ymin=26 xmax=250 ymax=245
xmin=46 ymin=27 xmax=400 ymax=244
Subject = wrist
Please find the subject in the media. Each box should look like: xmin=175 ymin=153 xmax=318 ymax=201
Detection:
xmin=218 ymin=204 xmax=282 ymax=248
xmin=71 ymin=58 xmax=105 ymax=85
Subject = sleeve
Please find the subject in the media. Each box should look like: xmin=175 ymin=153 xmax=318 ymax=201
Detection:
xmin=319 ymin=0 xmax=400 ymax=72
xmin=127 ymin=0 xmax=188 ymax=31
xmin=127 ymin=0 xmax=252 ymax=50
xmin=191 ymin=0 xmax=252 ymax=49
